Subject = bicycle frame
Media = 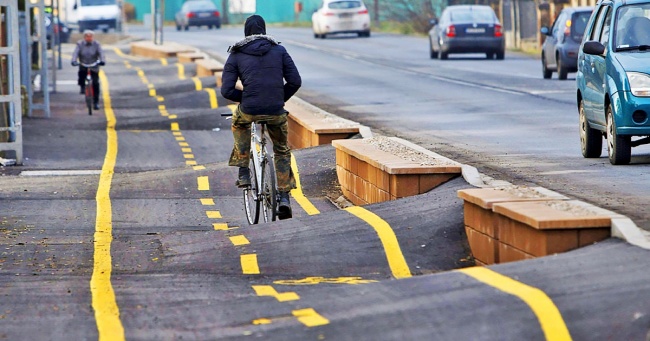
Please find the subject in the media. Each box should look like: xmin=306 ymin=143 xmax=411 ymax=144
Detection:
xmin=80 ymin=61 xmax=100 ymax=116
xmin=247 ymin=121 xmax=277 ymax=224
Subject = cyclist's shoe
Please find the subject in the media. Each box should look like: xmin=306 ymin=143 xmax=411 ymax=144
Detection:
xmin=79 ymin=87 xmax=85 ymax=94
xmin=93 ymin=103 xmax=100 ymax=110
xmin=277 ymin=191 xmax=292 ymax=220
xmin=236 ymin=167 xmax=251 ymax=188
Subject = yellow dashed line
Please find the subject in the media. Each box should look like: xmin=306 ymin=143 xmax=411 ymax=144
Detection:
xmin=458 ymin=267 xmax=572 ymax=341
xmin=160 ymin=58 xmax=168 ymax=65
xmin=156 ymin=96 xmax=165 ymax=102
xmin=344 ymin=206 xmax=411 ymax=279
xmin=175 ymin=136 xmax=185 ymax=141
xmin=204 ymin=88 xmax=218 ymax=108
xmin=229 ymin=235 xmax=250 ymax=246
xmin=241 ymin=254 xmax=260 ymax=274
xmin=178 ymin=142 xmax=189 ymax=147
xmin=186 ymin=160 xmax=198 ymax=166
xmin=292 ymin=308 xmax=329 ymax=327
xmin=193 ymin=165 xmax=206 ymax=171
xmin=197 ymin=176 xmax=210 ymax=191
xmin=183 ymin=154 xmax=195 ymax=159
xmin=252 ymin=285 xmax=300 ymax=302
xmin=173 ymin=132 xmax=183 ymax=136
xmin=170 ymin=122 xmax=180 ymax=131
xmin=168 ymin=114 xmax=178 ymax=119
xmin=149 ymin=89 xmax=156 ymax=97
xmin=213 ymin=223 xmax=234 ymax=230
xmin=91 ymin=71 xmax=125 ymax=340
xmin=181 ymin=147 xmax=192 ymax=153
xmin=290 ymin=154 xmax=320 ymax=215
xmin=192 ymin=77 xmax=203 ymax=91
xmin=206 ymin=211 xmax=222 ymax=219
xmin=176 ymin=63 xmax=186 ymax=80
xmin=200 ymin=198 xmax=215 ymax=205
xmin=158 ymin=105 xmax=166 ymax=110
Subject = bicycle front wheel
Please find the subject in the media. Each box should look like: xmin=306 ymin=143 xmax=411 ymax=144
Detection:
xmin=260 ymin=151 xmax=277 ymax=223
xmin=85 ymin=88 xmax=93 ymax=116
xmin=244 ymin=159 xmax=260 ymax=224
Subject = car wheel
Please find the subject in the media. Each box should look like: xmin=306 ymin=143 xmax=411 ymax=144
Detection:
xmin=184 ymin=25 xmax=189 ymax=31
xmin=542 ymin=54 xmax=552 ymax=79
xmin=429 ymin=41 xmax=438 ymax=59
xmin=176 ymin=23 xmax=181 ymax=31
xmin=579 ymin=100 xmax=602 ymax=158
xmin=606 ymin=104 xmax=631 ymax=165
xmin=486 ymin=52 xmax=495 ymax=59
xmin=557 ymin=55 xmax=568 ymax=80
xmin=496 ymin=50 xmax=505 ymax=60
xmin=209 ymin=25 xmax=214 ymax=29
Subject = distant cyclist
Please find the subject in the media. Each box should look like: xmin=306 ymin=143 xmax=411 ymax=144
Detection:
xmin=221 ymin=15 xmax=302 ymax=220
xmin=71 ymin=30 xmax=105 ymax=110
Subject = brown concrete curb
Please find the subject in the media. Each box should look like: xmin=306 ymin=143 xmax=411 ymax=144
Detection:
xmin=129 ymin=41 xmax=196 ymax=58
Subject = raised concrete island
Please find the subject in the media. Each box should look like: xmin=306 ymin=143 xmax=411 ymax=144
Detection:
xmin=333 ymin=136 xmax=462 ymax=206
xmin=458 ymin=187 xmax=611 ymax=265
xmin=129 ymin=41 xmax=196 ymax=59
xmin=285 ymin=98 xmax=361 ymax=149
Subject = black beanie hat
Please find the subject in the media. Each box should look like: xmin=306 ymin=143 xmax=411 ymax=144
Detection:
xmin=244 ymin=15 xmax=266 ymax=36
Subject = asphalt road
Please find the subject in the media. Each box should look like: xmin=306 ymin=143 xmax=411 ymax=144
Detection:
xmin=128 ymin=24 xmax=650 ymax=232
xmin=0 ymin=30 xmax=649 ymax=340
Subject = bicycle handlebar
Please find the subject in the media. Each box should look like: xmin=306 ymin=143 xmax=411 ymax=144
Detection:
xmin=79 ymin=61 xmax=101 ymax=68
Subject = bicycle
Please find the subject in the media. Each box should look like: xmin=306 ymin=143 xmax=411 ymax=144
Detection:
xmin=77 ymin=60 xmax=101 ymax=116
xmin=222 ymin=113 xmax=278 ymax=224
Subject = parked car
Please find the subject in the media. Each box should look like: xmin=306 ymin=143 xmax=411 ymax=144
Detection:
xmin=540 ymin=6 xmax=593 ymax=80
xmin=175 ymin=0 xmax=221 ymax=31
xmin=577 ymin=0 xmax=650 ymax=165
xmin=428 ymin=5 xmax=505 ymax=60
xmin=312 ymin=0 xmax=371 ymax=38
xmin=45 ymin=14 xmax=71 ymax=49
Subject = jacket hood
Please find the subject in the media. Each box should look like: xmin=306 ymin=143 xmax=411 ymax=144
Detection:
xmin=245 ymin=15 xmax=266 ymax=36
xmin=227 ymin=35 xmax=279 ymax=55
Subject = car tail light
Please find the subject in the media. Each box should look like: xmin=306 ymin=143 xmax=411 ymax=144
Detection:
xmin=323 ymin=11 xmax=335 ymax=16
xmin=358 ymin=9 xmax=368 ymax=14
xmin=214 ymin=11 xmax=220 ymax=17
xmin=494 ymin=24 xmax=503 ymax=37
xmin=187 ymin=12 xmax=195 ymax=18
xmin=446 ymin=25 xmax=456 ymax=37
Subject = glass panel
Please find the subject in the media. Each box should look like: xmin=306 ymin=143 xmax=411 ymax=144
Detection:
xmin=0 ymin=6 xmax=8 ymax=48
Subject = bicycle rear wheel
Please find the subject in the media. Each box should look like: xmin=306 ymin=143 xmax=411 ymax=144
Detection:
xmin=243 ymin=159 xmax=260 ymax=224
xmin=85 ymin=85 xmax=93 ymax=116
xmin=260 ymin=151 xmax=277 ymax=223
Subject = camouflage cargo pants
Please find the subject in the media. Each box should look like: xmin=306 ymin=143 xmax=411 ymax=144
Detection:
xmin=228 ymin=106 xmax=296 ymax=192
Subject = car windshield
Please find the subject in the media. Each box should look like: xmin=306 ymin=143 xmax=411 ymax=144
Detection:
xmin=615 ymin=3 xmax=650 ymax=50
xmin=571 ymin=11 xmax=591 ymax=40
xmin=328 ymin=1 xmax=362 ymax=10
xmin=449 ymin=7 xmax=495 ymax=23
xmin=185 ymin=1 xmax=216 ymax=11
xmin=80 ymin=0 xmax=116 ymax=6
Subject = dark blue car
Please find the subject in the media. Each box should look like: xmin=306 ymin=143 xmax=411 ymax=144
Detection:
xmin=540 ymin=6 xmax=593 ymax=80
xmin=577 ymin=0 xmax=650 ymax=164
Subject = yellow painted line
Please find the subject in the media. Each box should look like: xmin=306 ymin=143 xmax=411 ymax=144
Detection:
xmin=200 ymin=198 xmax=215 ymax=205
xmin=158 ymin=105 xmax=166 ymax=110
xmin=183 ymin=154 xmax=195 ymax=159
xmin=92 ymin=70 xmax=125 ymax=340
xmin=213 ymin=223 xmax=234 ymax=230
xmin=186 ymin=160 xmax=197 ymax=166
xmin=149 ymin=89 xmax=156 ymax=97
xmin=344 ymin=207 xmax=411 ymax=279
xmin=147 ymin=83 xmax=154 ymax=89
xmin=204 ymin=88 xmax=218 ymax=109
xmin=168 ymin=114 xmax=178 ymax=119
xmin=206 ymin=211 xmax=222 ymax=219
xmin=160 ymin=58 xmax=168 ymax=66
xmin=252 ymin=318 xmax=272 ymax=325
xmin=197 ymin=176 xmax=210 ymax=191
xmin=193 ymin=165 xmax=206 ymax=170
xmin=137 ymin=69 xmax=145 ymax=77
xmin=181 ymin=147 xmax=192 ymax=153
xmin=229 ymin=235 xmax=250 ymax=246
xmin=292 ymin=308 xmax=329 ymax=327
xmin=178 ymin=142 xmax=189 ymax=147
xmin=228 ymin=104 xmax=238 ymax=113
xmin=112 ymin=47 xmax=141 ymax=61
xmin=241 ymin=254 xmax=260 ymax=274
xmin=170 ymin=122 xmax=179 ymax=131
xmin=156 ymin=96 xmax=165 ymax=102
xmin=192 ymin=77 xmax=203 ymax=91
xmin=458 ymin=267 xmax=572 ymax=341
xmin=173 ymin=132 xmax=182 ymax=136
xmin=252 ymin=285 xmax=299 ymax=302
xmin=175 ymin=136 xmax=185 ymax=141
xmin=176 ymin=63 xmax=186 ymax=80
xmin=290 ymin=154 xmax=320 ymax=215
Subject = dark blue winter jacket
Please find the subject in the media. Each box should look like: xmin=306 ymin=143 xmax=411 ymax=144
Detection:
xmin=221 ymin=34 xmax=302 ymax=115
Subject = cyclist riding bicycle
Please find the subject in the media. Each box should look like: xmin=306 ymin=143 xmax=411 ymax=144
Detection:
xmin=221 ymin=15 xmax=302 ymax=220
xmin=71 ymin=30 xmax=105 ymax=110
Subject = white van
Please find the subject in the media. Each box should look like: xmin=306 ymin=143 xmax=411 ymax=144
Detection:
xmin=64 ymin=0 xmax=120 ymax=33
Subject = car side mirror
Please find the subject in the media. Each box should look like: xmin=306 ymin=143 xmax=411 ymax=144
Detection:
xmin=540 ymin=26 xmax=550 ymax=35
xmin=429 ymin=18 xmax=438 ymax=26
xmin=583 ymin=40 xmax=605 ymax=55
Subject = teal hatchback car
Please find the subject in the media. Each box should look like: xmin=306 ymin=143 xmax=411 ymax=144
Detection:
xmin=577 ymin=0 xmax=650 ymax=164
